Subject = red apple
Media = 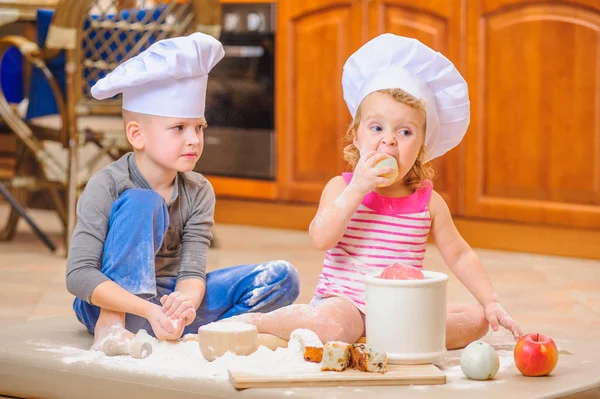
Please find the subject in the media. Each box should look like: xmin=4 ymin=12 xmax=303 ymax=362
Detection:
xmin=514 ymin=333 xmax=559 ymax=376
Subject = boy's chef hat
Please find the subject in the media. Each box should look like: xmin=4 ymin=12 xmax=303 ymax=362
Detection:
xmin=342 ymin=34 xmax=470 ymax=161
xmin=91 ymin=32 xmax=224 ymax=119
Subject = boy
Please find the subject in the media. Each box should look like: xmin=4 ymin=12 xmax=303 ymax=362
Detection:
xmin=66 ymin=33 xmax=299 ymax=350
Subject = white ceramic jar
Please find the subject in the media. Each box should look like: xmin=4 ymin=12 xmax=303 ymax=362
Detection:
xmin=364 ymin=270 xmax=448 ymax=364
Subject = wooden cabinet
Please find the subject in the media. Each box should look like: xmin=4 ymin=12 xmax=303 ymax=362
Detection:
xmin=275 ymin=0 xmax=600 ymax=230
xmin=275 ymin=0 xmax=363 ymax=203
xmin=464 ymin=0 xmax=600 ymax=229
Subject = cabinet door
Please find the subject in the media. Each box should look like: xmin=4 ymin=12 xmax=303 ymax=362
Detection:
xmin=466 ymin=0 xmax=600 ymax=228
xmin=367 ymin=0 xmax=465 ymax=213
xmin=276 ymin=0 xmax=363 ymax=203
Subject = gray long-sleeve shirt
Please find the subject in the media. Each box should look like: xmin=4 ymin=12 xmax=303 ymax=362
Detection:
xmin=66 ymin=152 xmax=214 ymax=303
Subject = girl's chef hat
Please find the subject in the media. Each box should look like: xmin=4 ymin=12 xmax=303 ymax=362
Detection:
xmin=342 ymin=34 xmax=470 ymax=161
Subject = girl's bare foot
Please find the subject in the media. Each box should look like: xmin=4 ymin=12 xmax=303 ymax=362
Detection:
xmin=223 ymin=299 xmax=364 ymax=344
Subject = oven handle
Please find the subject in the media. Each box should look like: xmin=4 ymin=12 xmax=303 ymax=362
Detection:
xmin=223 ymin=45 xmax=265 ymax=58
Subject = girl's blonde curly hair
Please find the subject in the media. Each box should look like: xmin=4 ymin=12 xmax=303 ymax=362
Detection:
xmin=342 ymin=88 xmax=434 ymax=190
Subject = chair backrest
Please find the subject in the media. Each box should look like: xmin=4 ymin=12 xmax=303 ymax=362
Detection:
xmin=45 ymin=0 xmax=222 ymax=115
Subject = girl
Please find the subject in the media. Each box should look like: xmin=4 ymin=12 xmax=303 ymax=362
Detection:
xmin=228 ymin=34 xmax=521 ymax=349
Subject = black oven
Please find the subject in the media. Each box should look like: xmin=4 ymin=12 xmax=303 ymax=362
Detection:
xmin=195 ymin=3 xmax=276 ymax=180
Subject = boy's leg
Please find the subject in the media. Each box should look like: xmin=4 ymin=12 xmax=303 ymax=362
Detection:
xmin=182 ymin=260 xmax=301 ymax=334
xmin=446 ymin=303 xmax=489 ymax=350
xmin=72 ymin=189 xmax=169 ymax=340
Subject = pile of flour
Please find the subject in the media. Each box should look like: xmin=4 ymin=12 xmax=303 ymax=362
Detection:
xmin=31 ymin=334 xmax=516 ymax=389
xmin=29 ymin=331 xmax=319 ymax=381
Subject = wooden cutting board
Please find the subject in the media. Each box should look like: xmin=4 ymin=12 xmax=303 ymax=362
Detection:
xmin=228 ymin=364 xmax=446 ymax=389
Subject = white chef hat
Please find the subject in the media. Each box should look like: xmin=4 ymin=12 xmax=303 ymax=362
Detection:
xmin=342 ymin=34 xmax=470 ymax=161
xmin=91 ymin=32 xmax=225 ymax=119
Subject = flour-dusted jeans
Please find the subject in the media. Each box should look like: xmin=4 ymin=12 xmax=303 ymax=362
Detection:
xmin=73 ymin=188 xmax=300 ymax=336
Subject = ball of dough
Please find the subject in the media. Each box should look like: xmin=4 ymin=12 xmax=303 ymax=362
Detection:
xmin=380 ymin=263 xmax=425 ymax=280
xmin=460 ymin=341 xmax=500 ymax=380
xmin=374 ymin=156 xmax=399 ymax=187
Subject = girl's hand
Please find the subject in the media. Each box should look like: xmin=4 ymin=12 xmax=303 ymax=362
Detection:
xmin=484 ymin=301 xmax=522 ymax=340
xmin=160 ymin=291 xmax=196 ymax=327
xmin=349 ymin=151 xmax=395 ymax=195
xmin=145 ymin=304 xmax=185 ymax=340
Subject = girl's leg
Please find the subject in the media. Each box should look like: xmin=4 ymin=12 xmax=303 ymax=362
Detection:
xmin=228 ymin=296 xmax=365 ymax=344
xmin=446 ymin=303 xmax=489 ymax=350
xmin=72 ymin=189 xmax=169 ymax=345
xmin=227 ymin=299 xmax=485 ymax=349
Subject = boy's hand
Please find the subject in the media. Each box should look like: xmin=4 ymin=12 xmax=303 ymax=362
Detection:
xmin=485 ymin=301 xmax=522 ymax=340
xmin=160 ymin=291 xmax=196 ymax=327
xmin=349 ymin=151 xmax=394 ymax=195
xmin=145 ymin=304 xmax=184 ymax=340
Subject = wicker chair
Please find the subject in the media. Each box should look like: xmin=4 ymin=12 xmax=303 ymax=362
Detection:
xmin=0 ymin=0 xmax=221 ymax=250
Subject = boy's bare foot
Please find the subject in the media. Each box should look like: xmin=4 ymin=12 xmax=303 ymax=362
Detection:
xmin=92 ymin=323 xmax=135 ymax=352
xmin=92 ymin=308 xmax=134 ymax=351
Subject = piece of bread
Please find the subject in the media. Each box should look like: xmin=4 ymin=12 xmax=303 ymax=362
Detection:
xmin=289 ymin=328 xmax=324 ymax=363
xmin=349 ymin=343 xmax=388 ymax=373
xmin=321 ymin=341 xmax=352 ymax=371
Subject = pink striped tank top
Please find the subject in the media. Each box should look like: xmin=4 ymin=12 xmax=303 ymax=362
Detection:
xmin=313 ymin=173 xmax=433 ymax=313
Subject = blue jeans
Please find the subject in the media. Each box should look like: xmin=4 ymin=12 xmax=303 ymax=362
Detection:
xmin=73 ymin=188 xmax=300 ymax=336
